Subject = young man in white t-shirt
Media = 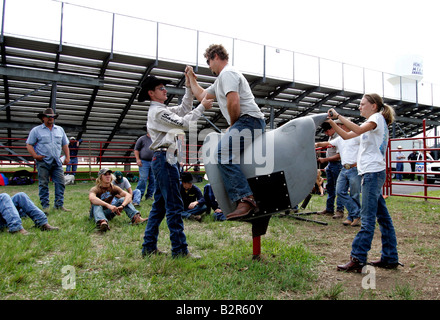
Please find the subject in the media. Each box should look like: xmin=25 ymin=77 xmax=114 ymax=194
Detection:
xmin=112 ymin=171 xmax=142 ymax=206
xmin=186 ymin=44 xmax=265 ymax=221
xmin=317 ymin=120 xmax=362 ymax=226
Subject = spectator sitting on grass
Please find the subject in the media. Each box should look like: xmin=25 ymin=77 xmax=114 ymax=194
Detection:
xmin=89 ymin=168 xmax=147 ymax=232
xmin=179 ymin=172 xmax=206 ymax=222
xmin=0 ymin=192 xmax=59 ymax=235
xmin=112 ymin=171 xmax=142 ymax=207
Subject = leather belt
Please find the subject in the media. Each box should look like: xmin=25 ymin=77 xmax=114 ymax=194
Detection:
xmin=154 ymin=147 xmax=178 ymax=156
xmin=343 ymin=163 xmax=357 ymax=169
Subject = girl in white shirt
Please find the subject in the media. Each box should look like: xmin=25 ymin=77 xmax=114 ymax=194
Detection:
xmin=327 ymin=93 xmax=401 ymax=273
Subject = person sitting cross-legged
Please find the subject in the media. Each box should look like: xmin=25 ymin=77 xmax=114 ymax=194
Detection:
xmin=179 ymin=172 xmax=207 ymax=222
xmin=89 ymin=168 xmax=147 ymax=232
xmin=112 ymin=171 xmax=142 ymax=207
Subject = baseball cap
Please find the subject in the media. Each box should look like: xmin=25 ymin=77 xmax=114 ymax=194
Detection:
xmin=98 ymin=168 xmax=112 ymax=177
xmin=321 ymin=122 xmax=332 ymax=131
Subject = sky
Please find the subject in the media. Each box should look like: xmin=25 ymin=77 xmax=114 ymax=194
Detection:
xmin=53 ymin=0 xmax=439 ymax=85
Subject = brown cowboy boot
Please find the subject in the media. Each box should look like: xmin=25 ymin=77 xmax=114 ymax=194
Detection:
xmin=131 ymin=213 xmax=148 ymax=225
xmin=98 ymin=220 xmax=110 ymax=232
xmin=226 ymin=195 xmax=259 ymax=221
xmin=40 ymin=223 xmax=59 ymax=231
xmin=337 ymin=256 xmax=365 ymax=273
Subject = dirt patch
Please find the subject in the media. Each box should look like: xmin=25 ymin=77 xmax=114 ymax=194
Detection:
xmin=289 ymin=209 xmax=440 ymax=300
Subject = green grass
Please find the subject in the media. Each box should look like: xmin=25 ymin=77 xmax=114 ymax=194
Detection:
xmin=0 ymin=180 xmax=320 ymax=300
xmin=1 ymin=180 xmax=439 ymax=300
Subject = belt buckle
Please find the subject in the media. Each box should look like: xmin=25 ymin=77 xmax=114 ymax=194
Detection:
xmin=344 ymin=164 xmax=351 ymax=170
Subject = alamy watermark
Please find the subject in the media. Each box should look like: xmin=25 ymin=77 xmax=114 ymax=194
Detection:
xmin=62 ymin=265 xmax=76 ymax=290
xmin=361 ymin=265 xmax=376 ymax=290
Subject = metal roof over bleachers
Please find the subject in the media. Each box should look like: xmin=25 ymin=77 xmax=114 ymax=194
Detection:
xmin=1 ymin=1 xmax=439 ymax=162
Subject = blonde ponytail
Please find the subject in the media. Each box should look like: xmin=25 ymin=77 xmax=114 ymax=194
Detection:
xmin=381 ymin=104 xmax=395 ymax=125
xmin=363 ymin=93 xmax=395 ymax=125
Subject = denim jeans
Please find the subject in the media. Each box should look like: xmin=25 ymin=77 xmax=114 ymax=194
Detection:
xmin=395 ymin=162 xmax=404 ymax=181
xmin=111 ymin=190 xmax=141 ymax=205
xmin=136 ymin=159 xmax=155 ymax=200
xmin=90 ymin=197 xmax=139 ymax=224
xmin=217 ymin=115 xmax=265 ymax=202
xmin=336 ymin=167 xmax=361 ymax=221
xmin=351 ymin=170 xmax=399 ymax=264
xmin=181 ymin=204 xmax=207 ymax=219
xmin=142 ymin=151 xmax=188 ymax=257
xmin=66 ymin=157 xmax=78 ymax=175
xmin=212 ymin=210 xmax=227 ymax=221
xmin=0 ymin=192 xmax=48 ymax=232
xmin=131 ymin=189 xmax=142 ymax=204
xmin=325 ymin=161 xmax=344 ymax=213
xmin=36 ymin=160 xmax=65 ymax=209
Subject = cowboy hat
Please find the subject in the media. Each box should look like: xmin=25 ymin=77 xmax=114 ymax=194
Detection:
xmin=37 ymin=108 xmax=59 ymax=120
xmin=181 ymin=171 xmax=193 ymax=183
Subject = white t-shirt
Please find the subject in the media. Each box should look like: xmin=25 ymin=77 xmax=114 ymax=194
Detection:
xmin=147 ymin=87 xmax=205 ymax=150
xmin=357 ymin=112 xmax=388 ymax=175
xmin=112 ymin=177 xmax=131 ymax=191
xmin=327 ymin=132 xmax=340 ymax=158
xmin=331 ymin=135 xmax=360 ymax=166
xmin=206 ymin=64 xmax=264 ymax=125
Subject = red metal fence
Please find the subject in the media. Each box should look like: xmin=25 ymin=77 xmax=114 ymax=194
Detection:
xmin=1 ymin=127 xmax=439 ymax=202
xmin=385 ymin=120 xmax=440 ymax=200
xmin=0 ymin=137 xmax=204 ymax=181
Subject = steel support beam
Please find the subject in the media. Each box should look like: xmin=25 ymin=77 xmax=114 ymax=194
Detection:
xmin=0 ymin=66 xmax=103 ymax=86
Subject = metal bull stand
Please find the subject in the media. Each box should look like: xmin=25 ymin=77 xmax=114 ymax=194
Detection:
xmin=238 ymin=172 xmax=327 ymax=260
xmin=281 ymin=193 xmax=328 ymax=226
xmin=253 ymin=193 xmax=327 ymax=259
xmin=201 ymin=113 xmax=331 ymax=260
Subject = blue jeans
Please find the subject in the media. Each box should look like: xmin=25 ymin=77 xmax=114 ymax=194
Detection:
xmin=142 ymin=151 xmax=188 ymax=257
xmin=90 ymin=197 xmax=139 ymax=224
xmin=395 ymin=162 xmax=404 ymax=180
xmin=110 ymin=191 xmax=141 ymax=206
xmin=66 ymin=157 xmax=78 ymax=175
xmin=136 ymin=160 xmax=155 ymax=200
xmin=131 ymin=189 xmax=142 ymax=204
xmin=0 ymin=192 xmax=48 ymax=232
xmin=181 ymin=204 xmax=207 ymax=219
xmin=36 ymin=160 xmax=65 ymax=209
xmin=351 ymin=170 xmax=399 ymax=264
xmin=212 ymin=210 xmax=227 ymax=221
xmin=217 ymin=115 xmax=265 ymax=202
xmin=325 ymin=161 xmax=344 ymax=213
xmin=336 ymin=167 xmax=361 ymax=221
